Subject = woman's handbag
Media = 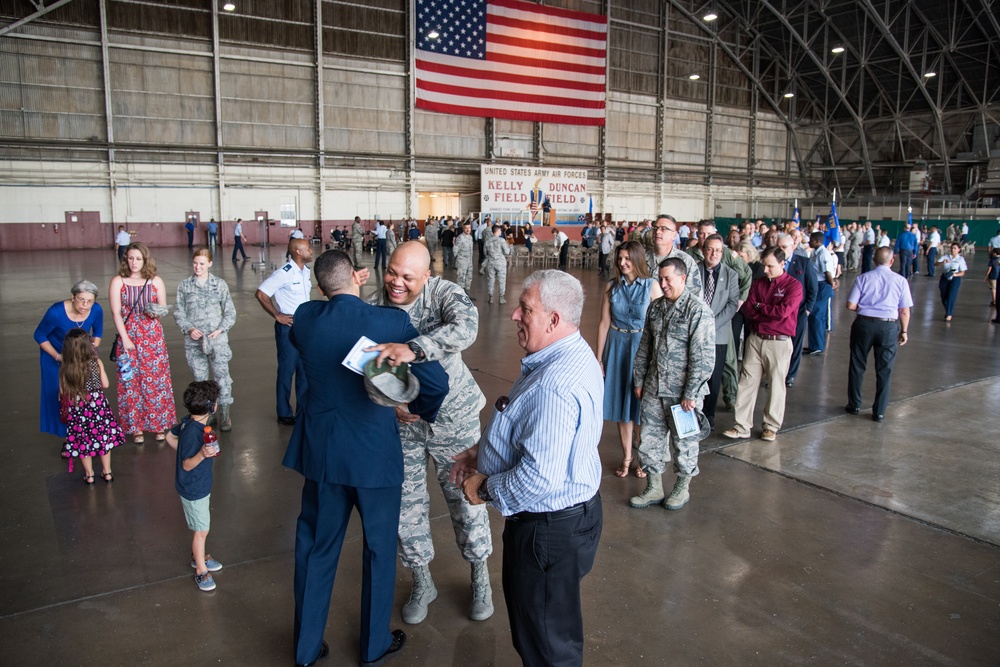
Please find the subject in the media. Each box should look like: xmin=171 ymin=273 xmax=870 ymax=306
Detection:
xmin=109 ymin=279 xmax=149 ymax=362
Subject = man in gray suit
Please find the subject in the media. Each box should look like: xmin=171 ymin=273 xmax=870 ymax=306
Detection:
xmin=698 ymin=235 xmax=740 ymax=429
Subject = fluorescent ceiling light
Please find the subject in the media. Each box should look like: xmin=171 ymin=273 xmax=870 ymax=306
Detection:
xmin=427 ymin=29 xmax=440 ymax=39
xmin=703 ymin=12 xmax=718 ymax=21
xmin=222 ymin=2 xmax=235 ymax=11
xmin=783 ymin=92 xmax=795 ymax=98
xmin=689 ymin=74 xmax=700 ymax=80
xmin=923 ymin=71 xmax=936 ymax=78
xmin=831 ymin=46 xmax=845 ymax=54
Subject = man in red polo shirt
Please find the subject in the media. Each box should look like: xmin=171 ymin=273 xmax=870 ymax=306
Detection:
xmin=723 ymin=247 xmax=804 ymax=442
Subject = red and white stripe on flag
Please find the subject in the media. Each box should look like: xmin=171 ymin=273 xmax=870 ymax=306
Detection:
xmin=415 ymin=0 xmax=607 ymax=126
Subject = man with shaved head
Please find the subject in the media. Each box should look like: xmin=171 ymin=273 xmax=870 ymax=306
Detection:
xmin=365 ymin=241 xmax=495 ymax=625
xmin=255 ymin=238 xmax=314 ymax=425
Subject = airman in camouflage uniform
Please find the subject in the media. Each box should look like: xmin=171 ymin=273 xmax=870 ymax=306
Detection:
xmin=646 ymin=215 xmax=704 ymax=298
xmin=365 ymin=241 xmax=493 ymax=624
xmin=174 ymin=250 xmax=237 ymax=430
xmin=482 ymin=224 xmax=510 ymax=304
xmin=454 ymin=221 xmax=474 ymax=293
xmin=631 ymin=256 xmax=715 ymax=511
xmin=424 ymin=219 xmax=439 ymax=261
xmin=351 ymin=216 xmax=365 ymax=267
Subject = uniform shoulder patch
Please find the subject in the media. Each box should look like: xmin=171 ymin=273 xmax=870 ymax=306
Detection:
xmin=453 ymin=293 xmax=473 ymax=308
xmin=282 ymin=264 xmax=292 ymax=272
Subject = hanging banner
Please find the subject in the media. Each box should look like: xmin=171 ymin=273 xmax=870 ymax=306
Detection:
xmin=480 ymin=164 xmax=589 ymax=217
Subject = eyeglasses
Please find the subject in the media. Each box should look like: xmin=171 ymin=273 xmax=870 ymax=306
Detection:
xmin=654 ymin=226 xmax=676 ymax=233
xmin=73 ymin=297 xmax=95 ymax=305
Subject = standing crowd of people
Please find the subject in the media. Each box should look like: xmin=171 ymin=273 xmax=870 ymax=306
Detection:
xmin=33 ymin=210 xmax=992 ymax=666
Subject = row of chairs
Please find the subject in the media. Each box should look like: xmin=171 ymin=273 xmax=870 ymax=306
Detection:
xmin=510 ymin=244 xmax=605 ymax=270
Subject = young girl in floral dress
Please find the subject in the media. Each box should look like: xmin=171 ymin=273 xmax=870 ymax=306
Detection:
xmin=60 ymin=329 xmax=124 ymax=484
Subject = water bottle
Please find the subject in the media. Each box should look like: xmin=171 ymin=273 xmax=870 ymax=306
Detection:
xmin=203 ymin=426 xmax=219 ymax=457
xmin=116 ymin=350 xmax=135 ymax=382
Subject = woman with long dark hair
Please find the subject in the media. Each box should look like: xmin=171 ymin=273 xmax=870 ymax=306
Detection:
xmin=596 ymin=241 xmax=663 ymax=478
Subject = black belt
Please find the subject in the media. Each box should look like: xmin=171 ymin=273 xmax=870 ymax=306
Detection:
xmin=508 ymin=493 xmax=600 ymax=523
xmin=857 ymin=315 xmax=897 ymax=322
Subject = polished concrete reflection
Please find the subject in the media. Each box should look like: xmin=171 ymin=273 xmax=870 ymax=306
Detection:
xmin=1 ymin=244 xmax=998 ymax=665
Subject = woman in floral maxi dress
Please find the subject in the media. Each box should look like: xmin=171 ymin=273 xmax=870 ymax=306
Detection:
xmin=109 ymin=242 xmax=176 ymax=442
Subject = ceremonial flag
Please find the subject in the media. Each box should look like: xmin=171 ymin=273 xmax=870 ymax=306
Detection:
xmin=791 ymin=199 xmax=800 ymax=227
xmin=415 ymin=0 xmax=608 ymax=126
xmin=825 ymin=191 xmax=842 ymax=246
xmin=907 ymin=206 xmax=914 ymax=227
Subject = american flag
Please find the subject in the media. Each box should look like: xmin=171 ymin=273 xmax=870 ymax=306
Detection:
xmin=415 ymin=0 xmax=607 ymax=126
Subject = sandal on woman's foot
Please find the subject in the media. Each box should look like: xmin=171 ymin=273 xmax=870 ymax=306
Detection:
xmin=155 ymin=432 xmax=166 ymax=442
xmin=84 ymin=473 xmax=95 ymax=485
xmin=615 ymin=457 xmax=632 ymax=478
xmin=635 ymin=464 xmax=647 ymax=479
xmin=101 ymin=470 xmax=113 ymax=483
xmin=133 ymin=433 xmax=145 ymax=445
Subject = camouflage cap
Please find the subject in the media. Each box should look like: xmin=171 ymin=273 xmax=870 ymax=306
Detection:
xmin=363 ymin=358 xmax=420 ymax=407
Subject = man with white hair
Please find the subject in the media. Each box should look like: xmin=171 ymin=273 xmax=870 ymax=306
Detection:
xmin=451 ymin=269 xmax=604 ymax=667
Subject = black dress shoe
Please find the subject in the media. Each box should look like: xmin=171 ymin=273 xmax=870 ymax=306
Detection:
xmin=277 ymin=416 xmax=296 ymax=426
xmin=296 ymin=641 xmax=329 ymax=667
xmin=361 ymin=630 xmax=406 ymax=666
xmin=844 ymin=406 xmax=860 ymax=415
xmin=872 ymin=414 xmax=884 ymax=422
xmin=785 ymin=379 xmax=795 ymax=387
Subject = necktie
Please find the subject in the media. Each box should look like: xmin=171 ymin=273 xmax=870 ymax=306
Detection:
xmin=704 ymin=268 xmax=716 ymax=304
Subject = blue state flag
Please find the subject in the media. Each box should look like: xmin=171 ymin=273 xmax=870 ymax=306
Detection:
xmin=825 ymin=199 xmax=842 ymax=245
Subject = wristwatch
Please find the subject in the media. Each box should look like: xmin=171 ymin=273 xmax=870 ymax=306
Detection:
xmin=477 ymin=478 xmax=492 ymax=503
xmin=407 ymin=341 xmax=425 ymax=361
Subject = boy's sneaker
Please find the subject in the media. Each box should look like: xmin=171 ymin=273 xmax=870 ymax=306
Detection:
xmin=191 ymin=555 xmax=223 ymax=572
xmin=195 ymin=572 xmax=216 ymax=592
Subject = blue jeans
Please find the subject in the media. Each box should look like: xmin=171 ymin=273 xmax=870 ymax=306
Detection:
xmin=899 ymin=249 xmax=914 ymax=278
xmin=275 ymin=321 xmax=307 ymax=419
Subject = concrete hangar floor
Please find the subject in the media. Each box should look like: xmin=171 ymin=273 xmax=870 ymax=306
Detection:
xmin=1 ymin=242 xmax=998 ymax=666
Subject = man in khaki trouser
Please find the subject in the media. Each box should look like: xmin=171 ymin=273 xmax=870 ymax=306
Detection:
xmin=722 ymin=247 xmax=804 ymax=443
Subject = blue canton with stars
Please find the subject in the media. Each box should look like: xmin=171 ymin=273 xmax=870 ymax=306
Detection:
xmin=417 ymin=0 xmax=487 ymax=59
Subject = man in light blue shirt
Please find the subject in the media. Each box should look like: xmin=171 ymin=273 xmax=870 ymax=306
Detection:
xmin=451 ymin=270 xmax=603 ymax=667
xmin=845 ymin=247 xmax=912 ymax=422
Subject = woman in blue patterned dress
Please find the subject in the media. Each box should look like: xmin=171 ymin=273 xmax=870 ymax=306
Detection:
xmin=34 ymin=280 xmax=104 ymax=441
xmin=596 ymin=241 xmax=663 ymax=478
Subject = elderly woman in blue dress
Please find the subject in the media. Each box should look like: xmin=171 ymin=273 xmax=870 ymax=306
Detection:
xmin=596 ymin=241 xmax=663 ymax=478
xmin=34 ymin=280 xmax=104 ymax=443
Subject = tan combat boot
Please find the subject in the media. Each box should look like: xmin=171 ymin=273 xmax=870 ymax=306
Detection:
xmin=401 ymin=565 xmax=437 ymax=624
xmin=664 ymin=476 xmax=691 ymax=511
xmin=628 ymin=473 xmax=664 ymax=508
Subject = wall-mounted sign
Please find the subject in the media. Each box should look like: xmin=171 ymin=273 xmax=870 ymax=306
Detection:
xmin=480 ymin=165 xmax=589 ymax=216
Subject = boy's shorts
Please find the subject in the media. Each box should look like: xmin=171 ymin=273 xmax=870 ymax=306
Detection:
xmin=180 ymin=494 xmax=211 ymax=532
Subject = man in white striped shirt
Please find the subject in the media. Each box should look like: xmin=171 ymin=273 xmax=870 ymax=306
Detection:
xmin=451 ymin=269 xmax=603 ymax=667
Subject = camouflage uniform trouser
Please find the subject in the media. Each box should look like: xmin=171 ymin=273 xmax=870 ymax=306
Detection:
xmin=455 ymin=260 xmax=473 ymax=291
xmin=352 ymin=241 xmax=364 ymax=268
xmin=398 ymin=417 xmax=492 ymax=568
xmin=183 ymin=337 xmax=233 ymax=407
xmin=485 ymin=262 xmax=507 ymax=297
xmin=637 ymin=394 xmax=701 ymax=477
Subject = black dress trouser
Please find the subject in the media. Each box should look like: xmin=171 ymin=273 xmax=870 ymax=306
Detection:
xmin=847 ymin=317 xmax=899 ymax=417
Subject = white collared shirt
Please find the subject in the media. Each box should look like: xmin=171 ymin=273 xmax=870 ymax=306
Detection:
xmin=258 ymin=261 xmax=312 ymax=315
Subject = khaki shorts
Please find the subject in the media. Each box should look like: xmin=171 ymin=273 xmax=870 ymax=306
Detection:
xmin=180 ymin=494 xmax=211 ymax=532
